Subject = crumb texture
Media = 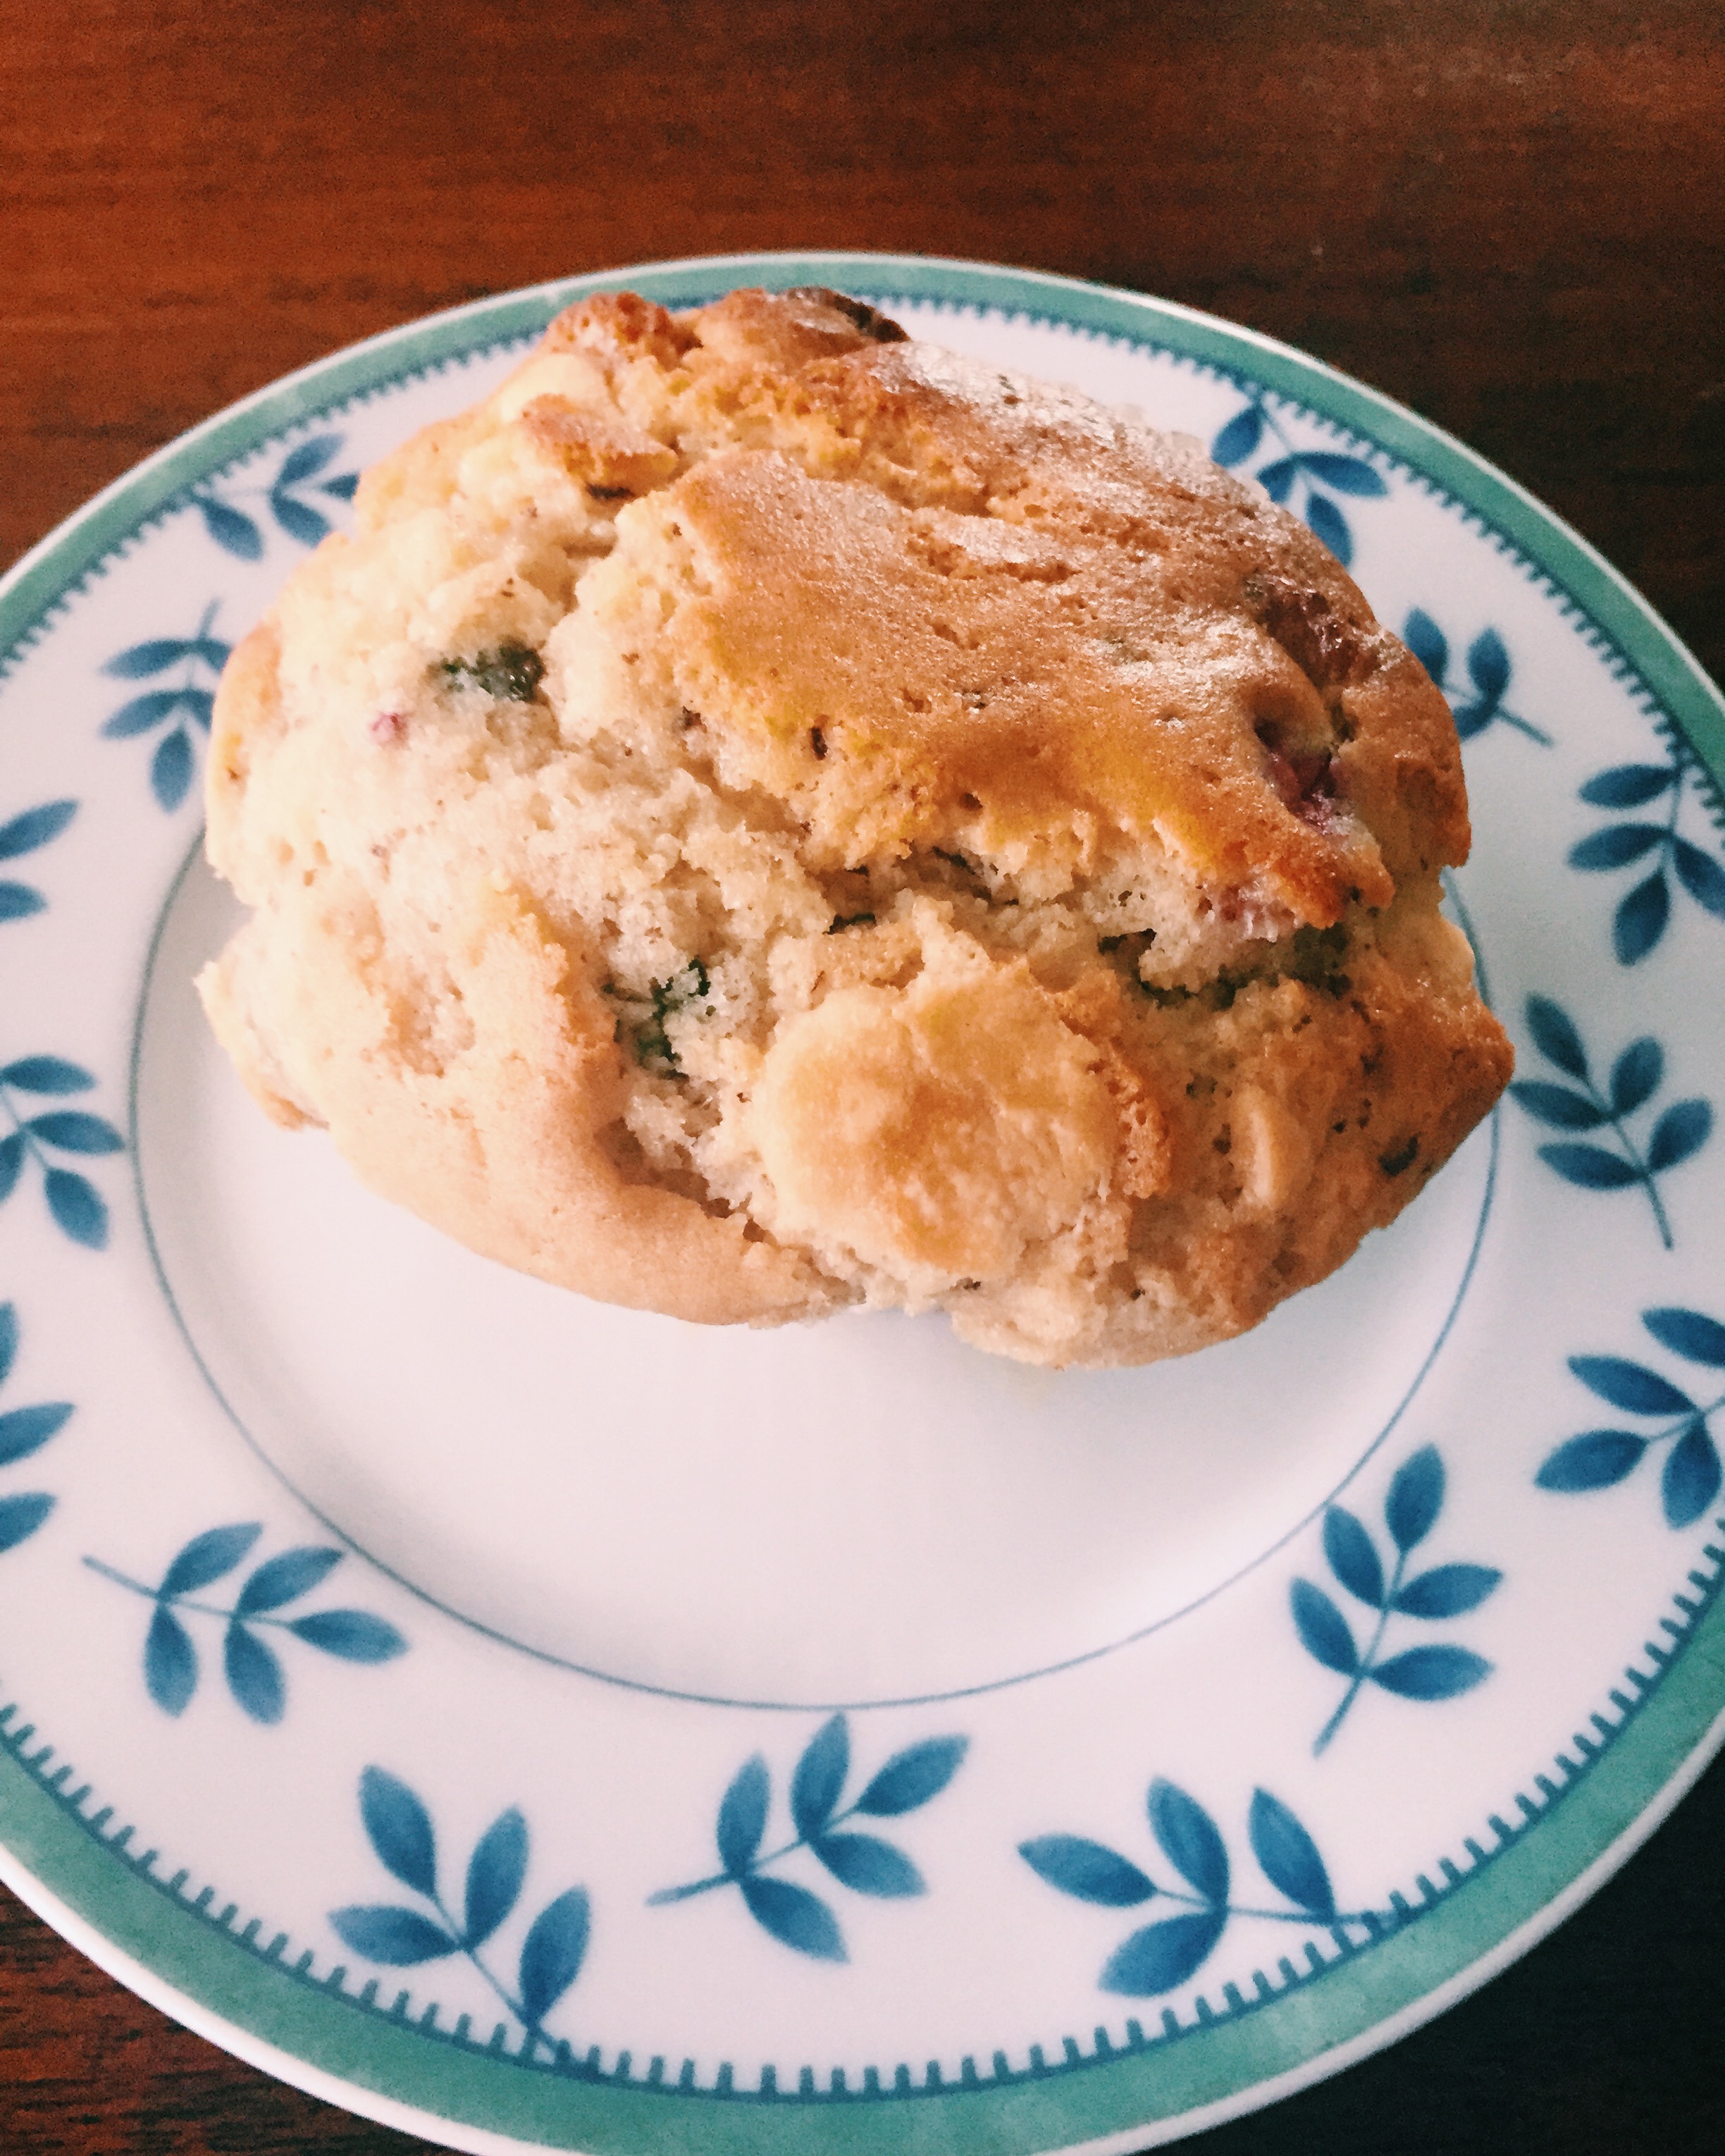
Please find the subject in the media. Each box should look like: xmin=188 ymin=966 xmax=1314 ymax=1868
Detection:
xmin=201 ymin=286 xmax=1512 ymax=1366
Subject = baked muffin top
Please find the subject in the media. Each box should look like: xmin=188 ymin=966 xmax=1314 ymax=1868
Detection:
xmin=201 ymin=287 xmax=1509 ymax=1367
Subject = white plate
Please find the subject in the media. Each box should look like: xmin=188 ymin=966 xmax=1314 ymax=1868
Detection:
xmin=2 ymin=253 xmax=1724 ymax=2155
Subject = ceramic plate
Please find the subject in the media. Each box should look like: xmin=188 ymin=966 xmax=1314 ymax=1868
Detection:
xmin=2 ymin=254 xmax=1724 ymax=2155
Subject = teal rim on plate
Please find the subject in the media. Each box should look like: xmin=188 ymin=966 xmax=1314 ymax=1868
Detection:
xmin=1 ymin=252 xmax=1723 ymax=2155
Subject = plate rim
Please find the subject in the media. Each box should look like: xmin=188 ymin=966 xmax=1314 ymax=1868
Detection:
xmin=3 ymin=247 xmax=1724 ymax=2155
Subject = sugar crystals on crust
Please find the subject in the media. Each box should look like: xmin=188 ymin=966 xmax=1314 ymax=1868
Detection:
xmin=200 ymin=287 xmax=1513 ymax=1367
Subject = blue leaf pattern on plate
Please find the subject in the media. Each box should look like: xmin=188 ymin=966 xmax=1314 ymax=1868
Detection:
xmin=25 ymin=1111 xmax=123 ymax=1155
xmin=1538 ymin=1307 xmax=1725 ymax=1528
xmin=187 ymin=434 xmax=359 ymax=563
xmin=1290 ymin=1579 xmax=1359 ymax=1675
xmin=0 ymin=1492 xmax=56 ymax=1557
xmin=144 ymin=1607 xmax=197 ymax=1716
xmin=1210 ymin=395 xmax=1385 ymax=566
xmin=103 ymin=689 xmax=210 ymax=740
xmin=649 ymin=1715 xmax=968 ymax=1963
xmin=1209 ymin=404 xmax=1266 ymax=467
xmin=810 ymin=1831 xmax=923 ymax=1898
xmin=1570 ymin=746 xmax=1725 ymax=964
xmin=0 ymin=1306 xmax=73 ymax=1523
xmin=1368 ymin=1645 xmax=1495 ymax=1701
xmin=327 ymin=1904 xmax=456 ymax=1968
xmin=0 ymin=1400 xmax=72 ymax=1470
xmin=1392 ymin=1563 xmax=1502 ymax=1618
xmin=1302 ymin=491 xmax=1352 ymax=562
xmin=1509 ymin=994 xmax=1712 ymax=1248
xmin=789 ymin=1711 xmax=849 ymax=1840
xmin=44 ymin=1169 xmax=109 ymax=1248
xmin=1292 ymin=1446 xmax=1501 ymax=1753
xmin=464 ymin=1809 xmax=529 ymax=1953
xmin=1384 ymin=1446 xmax=1445 ymax=1553
xmin=283 ymin=1609 xmax=404 ymax=1660
xmin=740 ymin=1875 xmax=845 ymax=1961
xmin=1321 ymin=1507 xmax=1385 ymax=1607
xmin=0 ymin=1057 xmax=95 ymax=1095
xmin=161 ymin=1522 xmax=264 ymax=1599
xmin=99 ymin=603 xmax=230 ymax=813
xmin=236 ymin=1546 xmax=345 ymax=1614
xmin=1021 ymin=1780 xmax=1364 ymax=1997
xmin=192 ymin=495 xmax=266 ymax=560
xmin=717 ymin=1755 xmax=769 ymax=1878
xmin=517 ymin=1888 xmax=591 ymax=2028
xmin=1017 ymin=1837 xmax=1156 ymax=1908
xmin=853 ymin=1734 xmax=968 ymax=1815
xmin=0 ymin=800 xmax=77 ymax=922
xmin=85 ymin=1527 xmax=407 ymax=1722
xmin=1643 ymin=1309 xmax=1725 ymax=1365
xmin=331 ymin=1768 xmax=588 ymax=2052
xmin=0 ymin=1054 xmax=123 ymax=1250
xmin=1101 ymin=1908 xmax=1228 ymax=1997
xmin=1247 ymin=1790 xmax=1335 ymax=1921
xmin=1149 ymin=1778 xmax=1230 ymax=1905
xmin=150 ymin=731 xmax=195 ymax=815
xmin=224 ymin=1622 xmax=288 ymax=1725
xmin=363 ymin=1766 xmax=439 ymax=1895
xmin=1400 ymin=608 xmax=1550 ymax=745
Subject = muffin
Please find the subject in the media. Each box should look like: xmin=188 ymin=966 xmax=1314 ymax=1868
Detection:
xmin=199 ymin=285 xmax=1512 ymax=1368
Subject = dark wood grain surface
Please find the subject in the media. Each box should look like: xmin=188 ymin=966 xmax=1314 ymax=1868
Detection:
xmin=4 ymin=1 xmax=1724 ymax=2149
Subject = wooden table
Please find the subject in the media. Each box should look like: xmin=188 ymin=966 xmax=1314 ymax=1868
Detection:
xmin=4 ymin=1 xmax=1723 ymax=2148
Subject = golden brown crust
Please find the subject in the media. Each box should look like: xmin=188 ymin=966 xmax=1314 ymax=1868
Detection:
xmin=661 ymin=448 xmax=1397 ymax=921
xmin=540 ymin=290 xmax=698 ymax=375
xmin=533 ymin=287 xmax=1471 ymax=918
xmin=517 ymin=398 xmax=680 ymax=494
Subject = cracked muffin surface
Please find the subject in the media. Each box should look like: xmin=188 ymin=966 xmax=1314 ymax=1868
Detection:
xmin=200 ymin=285 xmax=1513 ymax=1367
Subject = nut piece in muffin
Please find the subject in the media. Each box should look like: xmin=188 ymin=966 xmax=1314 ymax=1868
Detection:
xmin=199 ymin=286 xmax=1513 ymax=1368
